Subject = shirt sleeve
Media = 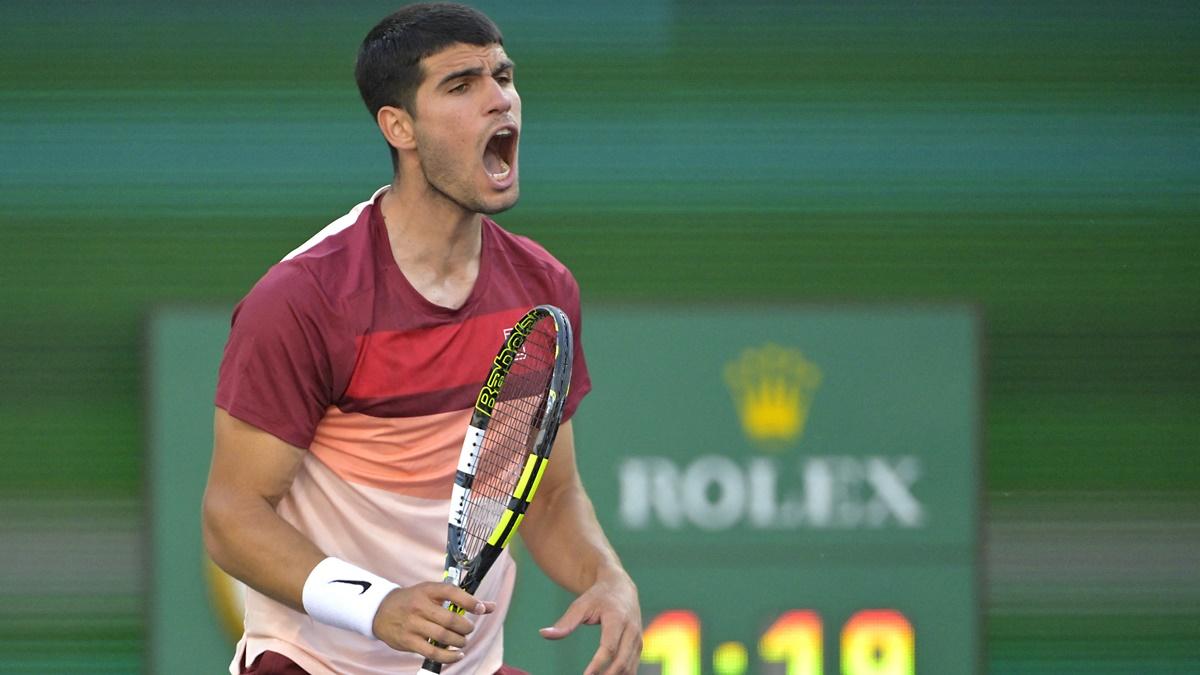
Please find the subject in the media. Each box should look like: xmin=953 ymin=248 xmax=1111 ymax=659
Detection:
xmin=556 ymin=267 xmax=591 ymax=422
xmin=214 ymin=263 xmax=342 ymax=449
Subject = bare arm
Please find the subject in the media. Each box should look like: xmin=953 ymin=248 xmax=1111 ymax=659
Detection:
xmin=201 ymin=408 xmax=489 ymax=661
xmin=519 ymin=420 xmax=643 ymax=675
xmin=202 ymin=408 xmax=322 ymax=610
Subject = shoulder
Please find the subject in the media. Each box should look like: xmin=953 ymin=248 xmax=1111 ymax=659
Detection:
xmin=230 ymin=260 xmax=332 ymax=341
xmin=240 ymin=195 xmax=381 ymax=319
xmin=242 ymin=257 xmax=321 ymax=306
xmin=484 ymin=218 xmax=577 ymax=287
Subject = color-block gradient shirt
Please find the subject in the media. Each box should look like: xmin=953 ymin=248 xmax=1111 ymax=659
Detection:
xmin=215 ymin=187 xmax=590 ymax=674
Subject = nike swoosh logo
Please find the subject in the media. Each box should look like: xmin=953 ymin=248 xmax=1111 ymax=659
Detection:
xmin=330 ymin=579 xmax=372 ymax=594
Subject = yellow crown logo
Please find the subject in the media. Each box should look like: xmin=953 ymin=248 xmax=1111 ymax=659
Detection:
xmin=723 ymin=344 xmax=821 ymax=449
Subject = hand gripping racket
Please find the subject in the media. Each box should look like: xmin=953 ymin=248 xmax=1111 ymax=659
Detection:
xmin=418 ymin=304 xmax=573 ymax=674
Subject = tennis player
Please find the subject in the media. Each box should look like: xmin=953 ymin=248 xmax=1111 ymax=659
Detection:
xmin=201 ymin=4 xmax=641 ymax=674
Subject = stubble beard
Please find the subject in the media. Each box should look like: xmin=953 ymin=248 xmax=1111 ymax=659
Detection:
xmin=417 ymin=143 xmax=519 ymax=217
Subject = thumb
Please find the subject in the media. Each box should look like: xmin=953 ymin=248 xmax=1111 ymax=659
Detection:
xmin=539 ymin=599 xmax=587 ymax=640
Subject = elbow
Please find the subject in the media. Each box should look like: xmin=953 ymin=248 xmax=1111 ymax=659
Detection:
xmin=201 ymin=485 xmax=236 ymax=572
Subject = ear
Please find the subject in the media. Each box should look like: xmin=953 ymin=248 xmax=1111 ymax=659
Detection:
xmin=377 ymin=105 xmax=416 ymax=152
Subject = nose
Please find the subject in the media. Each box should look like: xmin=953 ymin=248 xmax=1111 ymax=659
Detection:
xmin=485 ymin=77 xmax=513 ymax=116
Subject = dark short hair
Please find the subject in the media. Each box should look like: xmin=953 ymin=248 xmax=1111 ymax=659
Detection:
xmin=355 ymin=3 xmax=504 ymax=168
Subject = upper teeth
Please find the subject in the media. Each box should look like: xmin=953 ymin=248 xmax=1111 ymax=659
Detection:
xmin=495 ymin=129 xmax=512 ymax=137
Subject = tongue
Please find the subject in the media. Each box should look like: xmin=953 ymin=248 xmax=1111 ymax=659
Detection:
xmin=483 ymin=145 xmax=504 ymax=175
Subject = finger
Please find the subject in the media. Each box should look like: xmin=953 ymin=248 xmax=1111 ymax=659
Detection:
xmin=427 ymin=604 xmax=478 ymax=637
xmin=538 ymin=598 xmax=589 ymax=640
xmin=405 ymin=632 xmax=465 ymax=665
xmin=604 ymin=624 xmax=642 ymax=675
xmin=583 ymin=619 xmax=621 ymax=675
xmin=418 ymin=617 xmax=468 ymax=649
xmin=433 ymin=585 xmax=490 ymax=615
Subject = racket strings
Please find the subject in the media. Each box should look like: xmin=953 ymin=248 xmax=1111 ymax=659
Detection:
xmin=458 ymin=321 xmax=558 ymax=559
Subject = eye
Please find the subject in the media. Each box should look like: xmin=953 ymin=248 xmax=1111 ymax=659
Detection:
xmin=449 ymin=82 xmax=468 ymax=94
xmin=496 ymin=72 xmax=514 ymax=85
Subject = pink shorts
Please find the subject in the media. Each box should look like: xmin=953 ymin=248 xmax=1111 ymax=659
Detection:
xmin=241 ymin=649 xmax=529 ymax=675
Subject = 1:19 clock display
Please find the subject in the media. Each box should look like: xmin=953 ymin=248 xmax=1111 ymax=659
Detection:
xmin=642 ymin=608 xmax=915 ymax=675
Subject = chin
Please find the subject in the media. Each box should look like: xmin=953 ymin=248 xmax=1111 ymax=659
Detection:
xmin=478 ymin=187 xmax=520 ymax=215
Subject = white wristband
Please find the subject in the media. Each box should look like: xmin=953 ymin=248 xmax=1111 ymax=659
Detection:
xmin=301 ymin=557 xmax=400 ymax=639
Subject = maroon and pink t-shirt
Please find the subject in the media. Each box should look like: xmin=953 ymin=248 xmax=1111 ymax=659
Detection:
xmin=215 ymin=186 xmax=590 ymax=675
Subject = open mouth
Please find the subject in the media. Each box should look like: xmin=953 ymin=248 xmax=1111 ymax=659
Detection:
xmin=483 ymin=127 xmax=517 ymax=182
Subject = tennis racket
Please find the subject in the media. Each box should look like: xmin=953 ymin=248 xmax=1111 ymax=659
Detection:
xmin=418 ymin=304 xmax=573 ymax=674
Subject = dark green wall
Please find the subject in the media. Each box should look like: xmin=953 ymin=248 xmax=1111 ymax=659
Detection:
xmin=1 ymin=1 xmax=1196 ymax=672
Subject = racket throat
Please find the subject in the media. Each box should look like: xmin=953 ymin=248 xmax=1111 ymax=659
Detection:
xmin=458 ymin=544 xmax=503 ymax=594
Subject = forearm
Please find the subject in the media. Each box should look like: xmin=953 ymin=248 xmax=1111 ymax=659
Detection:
xmin=520 ymin=424 xmax=643 ymax=671
xmin=521 ymin=476 xmax=630 ymax=594
xmin=202 ymin=485 xmax=325 ymax=612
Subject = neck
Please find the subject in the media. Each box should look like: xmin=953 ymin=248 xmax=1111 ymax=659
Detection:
xmin=376 ymin=177 xmax=485 ymax=311
xmin=379 ymin=177 xmax=482 ymax=276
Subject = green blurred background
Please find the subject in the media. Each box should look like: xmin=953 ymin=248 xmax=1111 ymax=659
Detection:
xmin=1 ymin=0 xmax=1197 ymax=672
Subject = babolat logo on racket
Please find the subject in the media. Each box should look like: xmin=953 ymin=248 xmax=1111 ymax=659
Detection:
xmin=475 ymin=310 xmax=539 ymax=416
xmin=501 ymin=328 xmax=529 ymax=362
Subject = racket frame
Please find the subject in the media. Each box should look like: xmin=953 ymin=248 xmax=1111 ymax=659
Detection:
xmin=419 ymin=304 xmax=573 ymax=673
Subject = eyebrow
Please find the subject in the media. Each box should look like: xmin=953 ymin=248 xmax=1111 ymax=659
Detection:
xmin=437 ymin=59 xmax=515 ymax=88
